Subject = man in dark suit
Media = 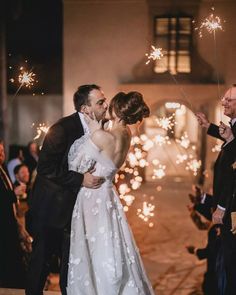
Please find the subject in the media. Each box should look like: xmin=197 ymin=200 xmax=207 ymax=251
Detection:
xmin=196 ymin=85 xmax=236 ymax=295
xmin=0 ymin=141 xmax=31 ymax=288
xmin=188 ymin=186 xmax=214 ymax=221
xmin=25 ymin=84 xmax=108 ymax=295
xmin=231 ymin=165 xmax=236 ymax=235
xmin=196 ymin=88 xmax=236 ymax=221
xmin=187 ymin=187 xmax=225 ymax=294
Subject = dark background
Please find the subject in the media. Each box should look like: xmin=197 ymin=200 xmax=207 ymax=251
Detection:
xmin=6 ymin=0 xmax=62 ymax=94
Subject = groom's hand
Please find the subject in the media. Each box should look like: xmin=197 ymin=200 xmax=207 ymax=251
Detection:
xmin=82 ymin=170 xmax=105 ymax=189
xmin=84 ymin=113 xmax=102 ymax=134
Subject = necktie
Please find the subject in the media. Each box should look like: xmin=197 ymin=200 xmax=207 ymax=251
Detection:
xmin=229 ymin=121 xmax=233 ymax=128
xmin=0 ymin=166 xmax=13 ymax=191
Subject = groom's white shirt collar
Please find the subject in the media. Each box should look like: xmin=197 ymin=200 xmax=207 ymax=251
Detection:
xmin=78 ymin=112 xmax=90 ymax=134
xmin=230 ymin=118 xmax=236 ymax=126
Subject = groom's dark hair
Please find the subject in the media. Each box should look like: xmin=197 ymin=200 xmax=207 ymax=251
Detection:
xmin=73 ymin=84 xmax=101 ymax=111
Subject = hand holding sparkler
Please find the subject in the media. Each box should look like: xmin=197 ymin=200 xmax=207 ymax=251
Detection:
xmin=195 ymin=112 xmax=210 ymax=129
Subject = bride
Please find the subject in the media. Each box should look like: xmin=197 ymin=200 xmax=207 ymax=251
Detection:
xmin=67 ymin=91 xmax=155 ymax=295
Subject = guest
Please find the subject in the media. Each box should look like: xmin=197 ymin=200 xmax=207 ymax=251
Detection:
xmin=196 ymin=86 xmax=236 ymax=221
xmin=14 ymin=164 xmax=31 ymax=225
xmin=7 ymin=144 xmax=24 ymax=183
xmin=186 ymin=224 xmax=221 ymax=295
xmin=24 ymin=141 xmax=39 ymax=177
xmin=0 ymin=141 xmax=32 ymax=288
xmin=196 ymin=85 xmax=236 ymax=295
xmin=187 ymin=192 xmax=223 ymax=294
xmin=14 ymin=164 xmax=31 ymax=201
xmin=189 ymin=186 xmax=214 ymax=222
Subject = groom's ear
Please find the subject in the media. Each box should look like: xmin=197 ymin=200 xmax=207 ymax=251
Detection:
xmin=80 ymin=105 xmax=90 ymax=115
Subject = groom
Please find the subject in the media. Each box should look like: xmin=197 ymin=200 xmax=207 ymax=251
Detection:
xmin=26 ymin=84 xmax=108 ymax=295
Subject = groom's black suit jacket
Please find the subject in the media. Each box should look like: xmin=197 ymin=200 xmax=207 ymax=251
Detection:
xmin=207 ymin=123 xmax=236 ymax=226
xmin=29 ymin=113 xmax=84 ymax=229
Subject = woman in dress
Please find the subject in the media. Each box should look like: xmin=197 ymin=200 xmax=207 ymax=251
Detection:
xmin=67 ymin=91 xmax=155 ymax=295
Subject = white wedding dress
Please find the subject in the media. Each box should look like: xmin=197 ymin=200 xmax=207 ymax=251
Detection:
xmin=67 ymin=134 xmax=155 ymax=295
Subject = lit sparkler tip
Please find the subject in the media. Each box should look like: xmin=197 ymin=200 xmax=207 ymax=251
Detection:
xmin=152 ymin=164 xmax=166 ymax=180
xmin=176 ymin=132 xmax=190 ymax=149
xmin=186 ymin=159 xmax=201 ymax=176
xmin=194 ymin=8 xmax=224 ymax=37
xmin=137 ymin=201 xmax=155 ymax=223
xmin=33 ymin=123 xmax=49 ymax=140
xmin=156 ymin=114 xmax=176 ymax=131
xmin=145 ymin=45 xmax=164 ymax=64
xmin=18 ymin=69 xmax=36 ymax=88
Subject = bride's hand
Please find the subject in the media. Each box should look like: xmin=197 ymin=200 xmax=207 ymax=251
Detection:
xmin=84 ymin=112 xmax=102 ymax=134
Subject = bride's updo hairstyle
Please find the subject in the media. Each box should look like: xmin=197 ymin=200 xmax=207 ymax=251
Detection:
xmin=109 ymin=92 xmax=150 ymax=125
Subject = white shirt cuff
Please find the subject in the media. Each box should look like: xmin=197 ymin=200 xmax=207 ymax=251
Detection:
xmin=201 ymin=193 xmax=206 ymax=204
xmin=217 ymin=205 xmax=226 ymax=211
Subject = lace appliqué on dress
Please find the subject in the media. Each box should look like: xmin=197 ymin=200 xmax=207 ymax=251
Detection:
xmin=68 ymin=134 xmax=96 ymax=174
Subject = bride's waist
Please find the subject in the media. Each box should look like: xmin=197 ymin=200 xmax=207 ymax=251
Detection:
xmin=102 ymin=178 xmax=114 ymax=188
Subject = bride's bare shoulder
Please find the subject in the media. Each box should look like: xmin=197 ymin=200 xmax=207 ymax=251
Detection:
xmin=91 ymin=129 xmax=115 ymax=150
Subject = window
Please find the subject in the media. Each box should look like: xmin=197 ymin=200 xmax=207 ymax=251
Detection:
xmin=154 ymin=16 xmax=192 ymax=75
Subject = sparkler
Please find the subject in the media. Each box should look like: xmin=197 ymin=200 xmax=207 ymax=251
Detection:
xmin=18 ymin=68 xmax=36 ymax=87
xmin=118 ymin=183 xmax=130 ymax=195
xmin=156 ymin=115 xmax=176 ymax=132
xmin=130 ymin=178 xmax=142 ymax=190
xmin=154 ymin=135 xmax=171 ymax=146
xmin=142 ymin=139 xmax=154 ymax=151
xmin=194 ymin=7 xmax=225 ymax=114
xmin=116 ymin=135 xmax=148 ymax=208
xmin=13 ymin=67 xmax=36 ymax=98
xmin=176 ymin=132 xmax=190 ymax=149
xmin=33 ymin=123 xmax=49 ymax=140
xmin=212 ymin=140 xmax=222 ymax=153
xmin=174 ymin=133 xmax=201 ymax=176
xmin=145 ymin=46 xmax=164 ymax=64
xmin=137 ymin=201 xmax=155 ymax=222
xmin=119 ymin=194 xmax=135 ymax=211
xmin=194 ymin=7 xmax=224 ymax=38
xmin=152 ymin=164 xmax=166 ymax=180
xmin=176 ymin=154 xmax=188 ymax=164
xmin=145 ymin=45 xmax=195 ymax=111
xmin=186 ymin=159 xmax=201 ymax=176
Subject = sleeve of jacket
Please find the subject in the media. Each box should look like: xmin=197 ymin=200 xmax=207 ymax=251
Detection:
xmin=207 ymin=123 xmax=225 ymax=141
xmin=217 ymin=140 xmax=236 ymax=208
xmin=37 ymin=123 xmax=84 ymax=192
xmin=230 ymin=170 xmax=236 ymax=212
xmin=217 ymin=170 xmax=234 ymax=208
xmin=196 ymin=247 xmax=208 ymax=260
